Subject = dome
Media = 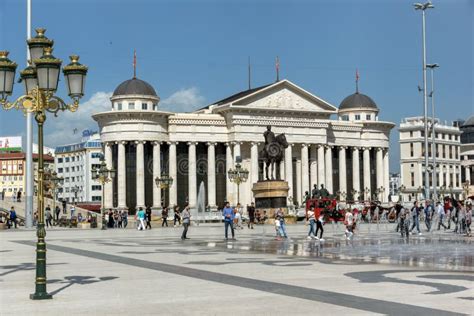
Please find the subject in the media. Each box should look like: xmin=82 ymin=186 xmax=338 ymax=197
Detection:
xmin=339 ymin=92 xmax=378 ymax=111
xmin=462 ymin=115 xmax=474 ymax=127
xmin=113 ymin=78 xmax=157 ymax=97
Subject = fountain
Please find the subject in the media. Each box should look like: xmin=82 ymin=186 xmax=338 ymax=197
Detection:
xmin=196 ymin=181 xmax=206 ymax=225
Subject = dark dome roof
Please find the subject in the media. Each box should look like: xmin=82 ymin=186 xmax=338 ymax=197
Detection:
xmin=462 ymin=115 xmax=474 ymax=127
xmin=339 ymin=92 xmax=378 ymax=110
xmin=113 ymin=78 xmax=157 ymax=97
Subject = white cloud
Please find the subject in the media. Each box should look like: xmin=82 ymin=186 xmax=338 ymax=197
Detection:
xmin=44 ymin=91 xmax=112 ymax=147
xmin=160 ymin=87 xmax=205 ymax=112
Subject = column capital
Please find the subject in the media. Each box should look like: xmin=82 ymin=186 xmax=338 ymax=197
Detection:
xmin=301 ymin=143 xmax=309 ymax=148
xmin=324 ymin=145 xmax=333 ymax=149
xmin=376 ymin=147 xmax=384 ymax=152
xmin=250 ymin=141 xmax=261 ymax=146
xmin=152 ymin=141 xmax=162 ymax=146
xmin=339 ymin=146 xmax=348 ymax=150
xmin=135 ymin=140 xmax=145 ymax=145
xmin=117 ymin=140 xmax=128 ymax=145
xmin=362 ymin=146 xmax=371 ymax=151
xmin=352 ymin=146 xmax=360 ymax=151
xmin=206 ymin=142 xmax=217 ymax=147
xmin=105 ymin=142 xmax=114 ymax=147
xmin=187 ymin=141 xmax=198 ymax=146
xmin=167 ymin=141 xmax=177 ymax=146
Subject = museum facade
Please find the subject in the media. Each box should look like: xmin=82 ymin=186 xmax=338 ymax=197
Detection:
xmin=93 ymin=77 xmax=395 ymax=211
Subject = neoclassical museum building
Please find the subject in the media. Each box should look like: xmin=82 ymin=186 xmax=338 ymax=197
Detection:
xmin=93 ymin=77 xmax=395 ymax=211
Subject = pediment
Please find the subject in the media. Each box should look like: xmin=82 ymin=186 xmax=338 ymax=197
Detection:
xmin=231 ymin=80 xmax=337 ymax=113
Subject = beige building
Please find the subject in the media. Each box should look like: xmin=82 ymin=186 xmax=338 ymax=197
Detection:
xmin=0 ymin=153 xmax=54 ymax=199
xmin=399 ymin=117 xmax=462 ymax=201
xmin=460 ymin=115 xmax=474 ymax=197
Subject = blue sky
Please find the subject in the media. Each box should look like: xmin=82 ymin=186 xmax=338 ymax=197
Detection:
xmin=0 ymin=0 xmax=472 ymax=172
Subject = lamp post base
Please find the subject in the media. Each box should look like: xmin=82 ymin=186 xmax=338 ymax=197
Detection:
xmin=30 ymin=292 xmax=52 ymax=300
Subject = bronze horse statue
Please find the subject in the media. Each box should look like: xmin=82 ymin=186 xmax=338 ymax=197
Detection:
xmin=260 ymin=133 xmax=288 ymax=181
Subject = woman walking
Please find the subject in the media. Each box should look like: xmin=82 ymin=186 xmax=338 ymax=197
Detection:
xmin=315 ymin=212 xmax=324 ymax=241
xmin=173 ymin=205 xmax=181 ymax=227
xmin=162 ymin=207 xmax=169 ymax=227
xmin=181 ymin=206 xmax=191 ymax=240
xmin=136 ymin=207 xmax=146 ymax=231
xmin=306 ymin=206 xmax=316 ymax=240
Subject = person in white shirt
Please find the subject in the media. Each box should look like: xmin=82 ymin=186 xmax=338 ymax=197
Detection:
xmin=436 ymin=202 xmax=447 ymax=230
xmin=344 ymin=209 xmax=354 ymax=240
xmin=306 ymin=206 xmax=316 ymax=240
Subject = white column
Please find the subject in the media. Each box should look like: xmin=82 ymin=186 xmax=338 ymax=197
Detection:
xmin=117 ymin=141 xmax=127 ymax=209
xmin=251 ymin=142 xmax=259 ymax=185
xmin=233 ymin=142 xmax=241 ymax=204
xmin=317 ymin=145 xmax=325 ymax=187
xmin=135 ymin=141 xmax=145 ymax=209
xmin=310 ymin=145 xmax=318 ymax=190
xmin=376 ymin=147 xmax=383 ymax=201
xmin=301 ymin=144 xmax=309 ymax=197
xmin=325 ymin=146 xmax=333 ymax=194
xmin=445 ymin=165 xmax=451 ymax=187
xmin=383 ymin=149 xmax=390 ymax=202
xmin=352 ymin=147 xmax=360 ymax=200
xmin=296 ymin=158 xmax=302 ymax=205
xmin=188 ymin=142 xmax=197 ymax=208
xmin=152 ymin=142 xmax=161 ymax=209
xmin=104 ymin=142 xmax=113 ymax=209
xmin=466 ymin=166 xmax=471 ymax=184
xmin=439 ymin=165 xmax=444 ymax=188
xmin=225 ymin=143 xmax=233 ymax=204
xmin=338 ymin=146 xmax=347 ymax=198
xmin=279 ymin=160 xmax=285 ymax=180
xmin=363 ymin=147 xmax=371 ymax=200
xmin=285 ymin=144 xmax=293 ymax=199
xmin=207 ymin=142 xmax=216 ymax=208
xmin=168 ymin=142 xmax=178 ymax=206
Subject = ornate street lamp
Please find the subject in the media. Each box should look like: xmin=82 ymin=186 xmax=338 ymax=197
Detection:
xmin=92 ymin=157 xmax=116 ymax=230
xmin=44 ymin=168 xmax=63 ymax=215
xmin=439 ymin=185 xmax=446 ymax=200
xmin=155 ymin=173 xmax=173 ymax=208
xmin=364 ymin=187 xmax=371 ymax=202
xmin=71 ymin=185 xmax=79 ymax=204
xmin=228 ymin=160 xmax=249 ymax=205
xmin=0 ymin=27 xmax=88 ymax=300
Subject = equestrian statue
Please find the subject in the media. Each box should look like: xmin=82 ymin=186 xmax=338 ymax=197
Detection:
xmin=261 ymin=125 xmax=288 ymax=181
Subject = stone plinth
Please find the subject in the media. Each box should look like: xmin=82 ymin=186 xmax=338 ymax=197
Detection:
xmin=252 ymin=180 xmax=289 ymax=212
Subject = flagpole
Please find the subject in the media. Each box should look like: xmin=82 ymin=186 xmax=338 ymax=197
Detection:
xmin=276 ymin=56 xmax=280 ymax=82
xmin=25 ymin=0 xmax=33 ymax=228
xmin=248 ymin=56 xmax=251 ymax=90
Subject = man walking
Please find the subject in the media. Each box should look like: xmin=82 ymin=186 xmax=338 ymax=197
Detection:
xmin=424 ymin=200 xmax=433 ymax=232
xmin=181 ymin=206 xmax=191 ymax=240
xmin=62 ymin=200 xmax=67 ymax=214
xmin=410 ymin=201 xmax=421 ymax=235
xmin=54 ymin=205 xmax=61 ymax=222
xmin=45 ymin=207 xmax=53 ymax=228
xmin=247 ymin=202 xmax=255 ymax=229
xmin=436 ymin=201 xmax=447 ymax=230
xmin=222 ymin=202 xmax=235 ymax=240
xmin=145 ymin=206 xmax=152 ymax=229
xmin=8 ymin=206 xmax=17 ymax=229
xmin=162 ymin=207 xmax=169 ymax=227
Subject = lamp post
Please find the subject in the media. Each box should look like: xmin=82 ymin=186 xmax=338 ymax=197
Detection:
xmin=0 ymin=28 xmax=88 ymax=300
xmin=227 ymin=160 xmax=249 ymax=205
xmin=427 ymin=63 xmax=439 ymax=201
xmin=71 ymin=185 xmax=79 ymax=204
xmin=364 ymin=187 xmax=371 ymax=202
xmin=92 ymin=157 xmax=116 ymax=230
xmin=399 ymin=184 xmax=406 ymax=203
xmin=155 ymin=173 xmax=173 ymax=209
xmin=44 ymin=168 xmax=63 ymax=216
xmin=414 ymin=1 xmax=434 ymax=200
xmin=439 ymin=185 xmax=446 ymax=200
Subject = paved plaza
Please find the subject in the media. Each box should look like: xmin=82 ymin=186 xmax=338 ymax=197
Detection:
xmin=1 ymin=222 xmax=472 ymax=316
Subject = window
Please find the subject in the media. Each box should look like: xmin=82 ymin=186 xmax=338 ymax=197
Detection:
xmin=65 ymin=167 xmax=69 ymax=172
xmin=71 ymin=166 xmax=75 ymax=172
xmin=449 ymin=146 xmax=453 ymax=159
xmin=355 ymin=114 xmax=360 ymax=120
xmin=117 ymin=103 xmax=122 ymax=110
xmin=92 ymin=185 xmax=102 ymax=191
xmin=71 ymin=157 xmax=75 ymax=162
xmin=128 ymin=102 xmax=134 ymax=110
xmin=410 ymin=143 xmax=414 ymax=157
xmin=410 ymin=131 xmax=413 ymax=137
xmin=65 ymin=178 xmax=69 ymax=183
xmin=58 ymin=158 xmax=63 ymax=163
xmin=58 ymin=168 xmax=63 ymax=173
xmin=443 ymin=145 xmax=446 ymax=158
xmin=65 ymin=157 xmax=70 ymax=163
xmin=411 ymin=172 xmax=415 ymax=187
xmin=142 ymin=103 xmax=147 ymax=110
xmin=366 ymin=114 xmax=371 ymax=120
xmin=436 ymin=144 xmax=439 ymax=158
xmin=421 ymin=130 xmax=424 ymax=137
xmin=92 ymin=196 xmax=102 ymax=202
xmin=153 ymin=103 xmax=157 ymax=111
xmin=341 ymin=115 xmax=349 ymax=121
xmin=91 ymin=152 xmax=102 ymax=159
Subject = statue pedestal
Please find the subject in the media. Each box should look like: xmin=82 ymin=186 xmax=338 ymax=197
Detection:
xmin=252 ymin=180 xmax=289 ymax=217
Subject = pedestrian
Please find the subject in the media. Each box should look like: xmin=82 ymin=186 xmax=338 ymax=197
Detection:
xmin=222 ymin=201 xmax=235 ymax=240
xmin=306 ymin=205 xmax=316 ymax=239
xmin=113 ymin=211 xmax=119 ymax=228
xmin=436 ymin=202 xmax=447 ymax=230
xmin=275 ymin=208 xmax=287 ymax=239
xmin=118 ymin=211 xmax=123 ymax=228
xmin=7 ymin=206 xmax=17 ymax=229
xmin=466 ymin=202 xmax=472 ymax=236
xmin=121 ymin=210 xmax=128 ymax=228
xmin=315 ymin=211 xmax=325 ymax=241
xmin=181 ymin=206 xmax=191 ymax=240
xmin=173 ymin=205 xmax=181 ymax=227
xmin=45 ymin=204 xmax=51 ymax=220
xmin=17 ymin=191 xmax=22 ymax=203
xmin=344 ymin=208 xmax=354 ymax=240
xmin=70 ymin=205 xmax=76 ymax=219
xmin=409 ymin=201 xmax=421 ymax=235
xmin=234 ymin=203 xmax=243 ymax=229
xmin=108 ymin=209 xmax=114 ymax=228
xmin=162 ymin=207 xmax=169 ymax=227
xmin=399 ymin=206 xmax=410 ymax=238
xmin=424 ymin=200 xmax=433 ymax=232
xmin=54 ymin=205 xmax=60 ymax=222
xmin=247 ymin=202 xmax=255 ymax=229
xmin=275 ymin=213 xmax=282 ymax=240
xmin=62 ymin=200 xmax=67 ymax=214
xmin=145 ymin=206 xmax=152 ymax=229
xmin=46 ymin=207 xmax=53 ymax=228
xmin=136 ymin=207 xmax=146 ymax=231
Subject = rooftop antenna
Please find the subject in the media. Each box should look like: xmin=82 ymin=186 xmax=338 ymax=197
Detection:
xmin=133 ymin=49 xmax=137 ymax=78
xmin=248 ymin=56 xmax=251 ymax=90
xmin=355 ymin=68 xmax=359 ymax=93
xmin=276 ymin=56 xmax=280 ymax=82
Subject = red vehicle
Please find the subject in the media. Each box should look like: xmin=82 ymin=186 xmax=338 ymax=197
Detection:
xmin=305 ymin=198 xmax=344 ymax=222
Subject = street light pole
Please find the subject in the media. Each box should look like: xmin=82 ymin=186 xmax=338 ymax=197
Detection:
xmin=227 ymin=159 xmax=249 ymax=205
xmin=427 ymin=63 xmax=439 ymax=201
xmin=92 ymin=157 xmax=116 ymax=230
xmin=414 ymin=1 xmax=434 ymax=201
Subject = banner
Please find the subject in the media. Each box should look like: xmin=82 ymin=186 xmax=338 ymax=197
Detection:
xmin=0 ymin=136 xmax=22 ymax=152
